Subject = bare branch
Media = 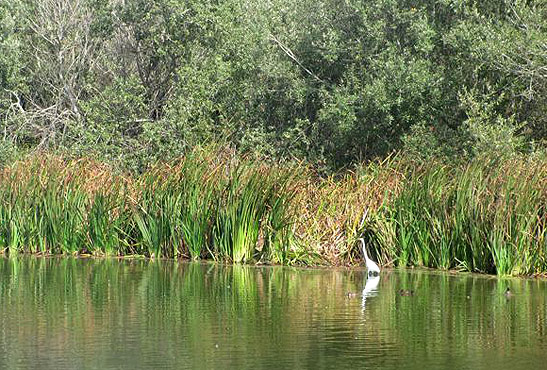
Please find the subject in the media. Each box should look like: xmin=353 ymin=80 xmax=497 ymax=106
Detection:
xmin=269 ymin=34 xmax=324 ymax=83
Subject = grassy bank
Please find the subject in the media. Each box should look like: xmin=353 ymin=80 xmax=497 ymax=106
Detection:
xmin=0 ymin=149 xmax=545 ymax=275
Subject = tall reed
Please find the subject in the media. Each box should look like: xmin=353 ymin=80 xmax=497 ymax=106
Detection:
xmin=176 ymin=157 xmax=217 ymax=259
xmin=374 ymin=158 xmax=547 ymax=275
xmin=86 ymin=189 xmax=128 ymax=255
xmin=0 ymin=150 xmax=545 ymax=275
xmin=212 ymin=159 xmax=297 ymax=263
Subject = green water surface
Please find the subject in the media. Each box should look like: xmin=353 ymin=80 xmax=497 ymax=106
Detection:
xmin=0 ymin=257 xmax=546 ymax=369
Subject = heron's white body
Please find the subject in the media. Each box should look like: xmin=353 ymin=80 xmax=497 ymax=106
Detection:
xmin=359 ymin=238 xmax=380 ymax=275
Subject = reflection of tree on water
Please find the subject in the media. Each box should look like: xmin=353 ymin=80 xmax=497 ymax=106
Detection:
xmin=361 ymin=275 xmax=380 ymax=313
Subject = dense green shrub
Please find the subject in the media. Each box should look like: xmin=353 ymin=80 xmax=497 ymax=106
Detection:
xmin=0 ymin=0 xmax=545 ymax=169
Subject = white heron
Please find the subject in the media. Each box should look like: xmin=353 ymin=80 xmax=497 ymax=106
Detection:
xmin=359 ymin=238 xmax=380 ymax=276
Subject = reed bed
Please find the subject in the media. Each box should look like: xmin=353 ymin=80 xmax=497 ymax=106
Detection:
xmin=290 ymin=156 xmax=409 ymax=265
xmin=376 ymin=158 xmax=547 ymax=275
xmin=0 ymin=150 xmax=545 ymax=275
xmin=297 ymin=156 xmax=546 ymax=275
xmin=0 ymin=149 xmax=297 ymax=263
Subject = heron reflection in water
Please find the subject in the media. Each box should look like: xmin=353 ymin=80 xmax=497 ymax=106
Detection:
xmin=361 ymin=274 xmax=380 ymax=312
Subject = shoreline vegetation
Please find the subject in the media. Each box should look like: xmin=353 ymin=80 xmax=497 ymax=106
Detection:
xmin=1 ymin=2 xmax=546 ymax=277
xmin=0 ymin=148 xmax=545 ymax=277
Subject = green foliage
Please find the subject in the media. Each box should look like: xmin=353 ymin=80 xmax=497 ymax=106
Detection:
xmin=2 ymin=0 xmax=545 ymax=168
xmin=0 ymin=1 xmax=24 ymax=97
xmin=0 ymin=1 xmax=26 ymax=151
xmin=175 ymin=158 xmax=217 ymax=259
xmin=0 ymin=140 xmax=18 ymax=167
xmin=372 ymin=158 xmax=546 ymax=275
xmin=0 ymin=152 xmax=298 ymax=264
xmin=86 ymin=191 xmax=125 ymax=255
xmin=459 ymin=88 xmax=526 ymax=158
xmin=211 ymin=164 xmax=295 ymax=263
xmin=0 ymin=151 xmax=545 ymax=275
xmin=133 ymin=181 xmax=184 ymax=258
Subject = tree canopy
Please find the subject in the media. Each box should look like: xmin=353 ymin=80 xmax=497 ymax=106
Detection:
xmin=1 ymin=0 xmax=546 ymax=170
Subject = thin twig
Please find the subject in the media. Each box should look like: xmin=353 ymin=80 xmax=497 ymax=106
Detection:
xmin=269 ymin=34 xmax=323 ymax=83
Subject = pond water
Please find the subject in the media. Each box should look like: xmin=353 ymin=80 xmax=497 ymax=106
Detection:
xmin=0 ymin=257 xmax=546 ymax=369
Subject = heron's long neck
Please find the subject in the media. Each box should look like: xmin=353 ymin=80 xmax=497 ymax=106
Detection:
xmin=361 ymin=240 xmax=368 ymax=259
